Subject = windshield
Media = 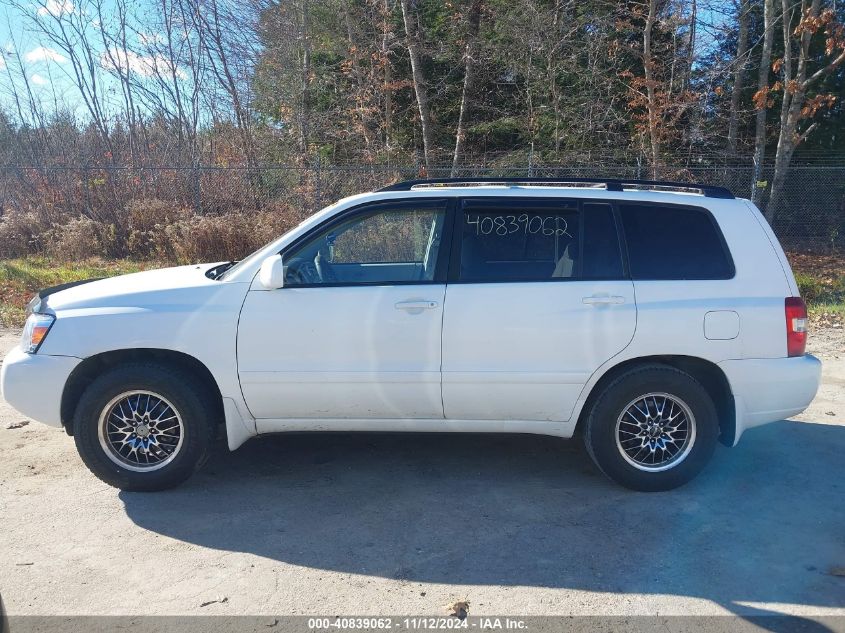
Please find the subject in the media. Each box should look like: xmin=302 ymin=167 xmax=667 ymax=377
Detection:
xmin=217 ymin=198 xmax=353 ymax=281
xmin=216 ymin=246 xmax=270 ymax=281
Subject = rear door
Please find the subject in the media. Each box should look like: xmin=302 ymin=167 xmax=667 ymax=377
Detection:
xmin=441 ymin=198 xmax=636 ymax=421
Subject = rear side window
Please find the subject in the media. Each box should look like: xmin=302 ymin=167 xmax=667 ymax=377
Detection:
xmin=457 ymin=200 xmax=623 ymax=282
xmin=619 ymin=204 xmax=733 ymax=280
xmin=582 ymin=203 xmax=625 ymax=278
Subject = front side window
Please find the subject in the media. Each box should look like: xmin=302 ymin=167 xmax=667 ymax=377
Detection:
xmin=458 ymin=200 xmax=623 ymax=282
xmin=283 ymin=203 xmax=447 ymax=285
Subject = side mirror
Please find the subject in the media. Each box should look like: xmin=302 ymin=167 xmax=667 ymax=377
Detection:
xmin=259 ymin=254 xmax=285 ymax=289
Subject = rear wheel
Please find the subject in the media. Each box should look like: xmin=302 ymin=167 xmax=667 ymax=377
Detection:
xmin=73 ymin=363 xmax=217 ymax=491
xmin=583 ymin=365 xmax=718 ymax=491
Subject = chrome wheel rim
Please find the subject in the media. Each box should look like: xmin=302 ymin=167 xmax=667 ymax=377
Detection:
xmin=615 ymin=392 xmax=696 ymax=472
xmin=97 ymin=390 xmax=184 ymax=472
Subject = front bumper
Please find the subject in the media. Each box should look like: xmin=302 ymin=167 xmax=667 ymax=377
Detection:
xmin=1 ymin=346 xmax=81 ymax=428
xmin=720 ymin=354 xmax=822 ymax=445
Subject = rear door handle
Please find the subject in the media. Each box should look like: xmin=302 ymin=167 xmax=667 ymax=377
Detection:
xmin=582 ymin=295 xmax=626 ymax=305
xmin=395 ymin=300 xmax=439 ymax=311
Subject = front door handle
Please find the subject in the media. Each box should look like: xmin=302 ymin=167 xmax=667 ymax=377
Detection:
xmin=395 ymin=300 xmax=439 ymax=311
xmin=582 ymin=295 xmax=626 ymax=305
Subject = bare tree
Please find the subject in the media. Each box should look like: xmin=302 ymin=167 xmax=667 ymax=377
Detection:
xmin=642 ymin=0 xmax=660 ymax=176
xmin=400 ymin=0 xmax=434 ymax=169
xmin=295 ymin=0 xmax=312 ymax=161
xmin=17 ymin=0 xmax=117 ymax=159
xmin=623 ymin=0 xmax=696 ymax=177
xmin=451 ymin=0 xmax=483 ymax=175
xmin=727 ymin=0 xmax=750 ymax=154
xmin=120 ymin=0 xmax=207 ymax=165
xmin=766 ymin=1 xmax=845 ymax=222
xmin=341 ymin=1 xmax=378 ymax=159
xmin=1 ymin=28 xmax=54 ymax=165
xmin=380 ymin=0 xmax=395 ymax=154
xmin=94 ymin=0 xmax=141 ymax=162
xmin=196 ymin=0 xmax=260 ymax=167
xmin=750 ymin=0 xmax=775 ymax=205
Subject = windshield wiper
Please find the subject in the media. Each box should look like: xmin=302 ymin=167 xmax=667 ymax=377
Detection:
xmin=206 ymin=261 xmax=238 ymax=280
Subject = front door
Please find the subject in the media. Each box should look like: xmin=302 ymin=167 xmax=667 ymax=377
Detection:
xmin=442 ymin=198 xmax=636 ymax=421
xmin=237 ymin=199 xmax=450 ymax=420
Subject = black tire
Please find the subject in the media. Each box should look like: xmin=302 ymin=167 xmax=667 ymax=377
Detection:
xmin=73 ymin=363 xmax=217 ymax=491
xmin=583 ymin=364 xmax=718 ymax=492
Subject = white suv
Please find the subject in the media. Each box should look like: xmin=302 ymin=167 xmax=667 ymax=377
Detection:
xmin=1 ymin=178 xmax=822 ymax=491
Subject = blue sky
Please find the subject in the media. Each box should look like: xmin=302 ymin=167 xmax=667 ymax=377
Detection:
xmin=1 ymin=0 xmax=85 ymax=113
xmin=0 ymin=0 xmax=180 ymax=119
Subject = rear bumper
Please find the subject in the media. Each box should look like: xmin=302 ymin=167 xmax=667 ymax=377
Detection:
xmin=1 ymin=346 xmax=81 ymax=428
xmin=719 ymin=354 xmax=821 ymax=445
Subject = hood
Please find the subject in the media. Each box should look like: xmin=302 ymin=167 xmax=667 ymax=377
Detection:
xmin=40 ymin=263 xmax=224 ymax=312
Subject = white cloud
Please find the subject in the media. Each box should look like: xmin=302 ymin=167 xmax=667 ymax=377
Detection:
xmin=100 ymin=47 xmax=186 ymax=80
xmin=24 ymin=46 xmax=68 ymax=64
xmin=30 ymin=73 xmax=48 ymax=85
xmin=36 ymin=0 xmax=74 ymax=17
xmin=0 ymin=55 xmax=6 ymax=70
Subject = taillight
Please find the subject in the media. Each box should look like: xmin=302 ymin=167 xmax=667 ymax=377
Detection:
xmin=785 ymin=297 xmax=808 ymax=357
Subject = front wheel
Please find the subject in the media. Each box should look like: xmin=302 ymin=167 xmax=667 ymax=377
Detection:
xmin=73 ymin=363 xmax=217 ymax=491
xmin=583 ymin=365 xmax=719 ymax=491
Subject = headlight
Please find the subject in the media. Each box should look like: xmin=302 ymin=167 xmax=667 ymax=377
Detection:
xmin=21 ymin=313 xmax=55 ymax=353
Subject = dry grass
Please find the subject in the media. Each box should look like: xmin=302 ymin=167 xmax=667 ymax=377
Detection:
xmin=0 ymin=198 xmax=303 ymax=263
xmin=0 ymin=197 xmax=305 ymax=327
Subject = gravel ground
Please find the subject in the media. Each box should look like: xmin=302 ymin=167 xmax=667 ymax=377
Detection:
xmin=0 ymin=326 xmax=843 ymax=619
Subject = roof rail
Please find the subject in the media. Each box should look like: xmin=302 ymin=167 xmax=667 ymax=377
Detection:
xmin=378 ymin=177 xmax=735 ymax=199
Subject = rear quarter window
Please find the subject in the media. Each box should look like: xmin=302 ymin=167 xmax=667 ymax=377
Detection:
xmin=619 ymin=204 xmax=734 ymax=280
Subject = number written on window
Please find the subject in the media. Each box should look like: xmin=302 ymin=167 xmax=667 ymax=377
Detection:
xmin=465 ymin=213 xmax=573 ymax=238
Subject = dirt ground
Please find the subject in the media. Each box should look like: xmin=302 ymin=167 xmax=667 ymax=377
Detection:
xmin=0 ymin=326 xmax=843 ymax=619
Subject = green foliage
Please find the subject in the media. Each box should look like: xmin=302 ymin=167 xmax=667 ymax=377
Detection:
xmin=0 ymin=257 xmax=146 ymax=290
xmin=0 ymin=258 xmax=150 ymax=327
xmin=796 ymin=272 xmax=826 ymax=303
xmin=796 ymin=272 xmax=845 ymax=309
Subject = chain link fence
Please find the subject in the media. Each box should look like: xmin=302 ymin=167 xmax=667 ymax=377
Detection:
xmin=1 ymin=162 xmax=843 ymax=253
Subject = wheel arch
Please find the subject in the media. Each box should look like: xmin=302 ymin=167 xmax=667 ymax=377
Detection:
xmin=575 ymin=355 xmax=736 ymax=447
xmin=60 ymin=348 xmax=225 ymax=437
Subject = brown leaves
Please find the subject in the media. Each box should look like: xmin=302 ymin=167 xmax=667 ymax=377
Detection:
xmin=772 ymin=58 xmax=783 ymax=73
xmin=824 ymin=17 xmax=845 ymax=56
xmin=795 ymin=8 xmax=836 ymax=37
xmin=794 ymin=7 xmax=845 ymax=57
xmin=801 ymin=94 xmax=838 ymax=119
xmin=812 ymin=311 xmax=844 ymax=330
xmin=752 ymin=87 xmax=773 ymax=110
